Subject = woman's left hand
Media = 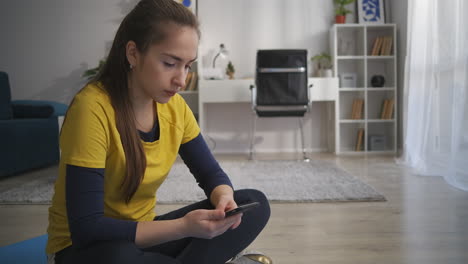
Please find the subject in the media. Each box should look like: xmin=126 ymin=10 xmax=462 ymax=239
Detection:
xmin=210 ymin=185 xmax=242 ymax=230
xmin=216 ymin=194 xmax=242 ymax=230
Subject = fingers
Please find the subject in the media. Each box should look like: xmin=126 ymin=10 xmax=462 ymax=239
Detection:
xmin=215 ymin=195 xmax=238 ymax=212
xmin=194 ymin=212 xmax=238 ymax=239
xmin=185 ymin=209 xmax=242 ymax=239
xmin=204 ymin=210 xmax=241 ymax=238
xmin=230 ymin=213 xmax=242 ymax=229
xmin=206 ymin=209 xmax=225 ymax=220
xmin=216 ymin=200 xmax=228 ymax=211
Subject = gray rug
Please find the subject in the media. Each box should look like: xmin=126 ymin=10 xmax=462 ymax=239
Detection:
xmin=0 ymin=160 xmax=385 ymax=204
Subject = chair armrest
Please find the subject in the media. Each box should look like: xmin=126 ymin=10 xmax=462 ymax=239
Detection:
xmin=11 ymin=104 xmax=54 ymax=118
xmin=12 ymin=100 xmax=68 ymax=116
xmin=307 ymin=84 xmax=313 ymax=112
xmin=250 ymin=85 xmax=257 ymax=110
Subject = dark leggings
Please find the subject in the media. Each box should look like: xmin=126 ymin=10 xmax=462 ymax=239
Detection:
xmin=55 ymin=189 xmax=270 ymax=264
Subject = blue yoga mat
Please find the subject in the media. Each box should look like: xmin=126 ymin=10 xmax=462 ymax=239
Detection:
xmin=0 ymin=235 xmax=47 ymax=264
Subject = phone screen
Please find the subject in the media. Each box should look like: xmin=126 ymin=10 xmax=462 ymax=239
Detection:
xmin=225 ymin=202 xmax=260 ymax=218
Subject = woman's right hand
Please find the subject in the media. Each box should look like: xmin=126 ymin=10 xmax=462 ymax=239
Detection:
xmin=181 ymin=209 xmax=242 ymax=239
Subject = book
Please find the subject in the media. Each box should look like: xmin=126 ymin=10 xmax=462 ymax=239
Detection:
xmin=380 ymin=37 xmax=387 ymax=55
xmin=187 ymin=72 xmax=198 ymax=91
xmin=355 ymin=128 xmax=364 ymax=151
xmin=375 ymin=37 xmax=384 ymax=56
xmin=380 ymin=36 xmax=393 ymax=56
xmin=384 ymin=98 xmax=395 ymax=119
xmin=182 ymin=72 xmax=193 ymax=91
xmin=371 ymin=37 xmax=382 ymax=56
xmin=357 ymin=99 xmax=364 ymax=119
xmin=351 ymin=99 xmax=364 ymax=119
xmin=386 ymin=37 xmax=393 ymax=55
xmin=380 ymin=99 xmax=389 ymax=119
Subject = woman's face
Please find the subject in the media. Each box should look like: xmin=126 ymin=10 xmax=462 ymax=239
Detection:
xmin=128 ymin=24 xmax=199 ymax=104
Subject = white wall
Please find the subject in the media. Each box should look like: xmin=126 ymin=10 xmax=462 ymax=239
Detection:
xmin=0 ymin=0 xmax=133 ymax=103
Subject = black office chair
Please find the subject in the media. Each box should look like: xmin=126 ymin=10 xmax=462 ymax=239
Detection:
xmin=249 ymin=49 xmax=311 ymax=161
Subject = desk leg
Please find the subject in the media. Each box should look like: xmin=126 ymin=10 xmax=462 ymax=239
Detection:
xmin=326 ymin=102 xmax=337 ymax=153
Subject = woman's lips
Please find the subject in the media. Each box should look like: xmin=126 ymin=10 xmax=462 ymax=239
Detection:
xmin=164 ymin=90 xmax=177 ymax=96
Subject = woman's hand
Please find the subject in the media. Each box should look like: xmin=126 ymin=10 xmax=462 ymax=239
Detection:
xmin=215 ymin=194 xmax=242 ymax=229
xmin=210 ymin=185 xmax=242 ymax=230
xmin=181 ymin=209 xmax=242 ymax=239
xmin=135 ymin=187 xmax=242 ymax=248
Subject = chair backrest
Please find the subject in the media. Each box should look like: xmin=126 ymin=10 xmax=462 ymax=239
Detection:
xmin=0 ymin=71 xmax=13 ymax=120
xmin=255 ymin=49 xmax=308 ymax=106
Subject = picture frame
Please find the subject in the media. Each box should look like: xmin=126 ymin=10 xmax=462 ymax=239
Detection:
xmin=357 ymin=0 xmax=385 ymax=24
xmin=176 ymin=0 xmax=197 ymax=15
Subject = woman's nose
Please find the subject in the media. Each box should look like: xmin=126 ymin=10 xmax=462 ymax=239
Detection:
xmin=174 ymin=69 xmax=187 ymax=88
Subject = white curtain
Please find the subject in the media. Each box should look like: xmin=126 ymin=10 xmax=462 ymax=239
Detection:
xmin=402 ymin=0 xmax=468 ymax=191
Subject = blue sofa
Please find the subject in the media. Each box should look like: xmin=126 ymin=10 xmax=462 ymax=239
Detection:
xmin=0 ymin=71 xmax=67 ymax=178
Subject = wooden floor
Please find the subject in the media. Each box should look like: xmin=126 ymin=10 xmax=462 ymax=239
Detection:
xmin=1 ymin=153 xmax=467 ymax=264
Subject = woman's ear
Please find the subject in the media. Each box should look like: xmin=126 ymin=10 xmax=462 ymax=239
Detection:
xmin=126 ymin=41 xmax=138 ymax=68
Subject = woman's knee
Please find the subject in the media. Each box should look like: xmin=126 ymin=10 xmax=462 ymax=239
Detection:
xmin=234 ymin=189 xmax=271 ymax=226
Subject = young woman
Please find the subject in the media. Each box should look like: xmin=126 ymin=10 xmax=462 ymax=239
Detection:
xmin=45 ymin=0 xmax=270 ymax=263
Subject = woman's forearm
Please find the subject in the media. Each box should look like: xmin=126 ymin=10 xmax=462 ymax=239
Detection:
xmin=135 ymin=218 xmax=186 ymax=248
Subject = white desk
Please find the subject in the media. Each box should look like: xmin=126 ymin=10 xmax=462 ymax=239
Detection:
xmin=198 ymin=78 xmax=339 ymax=152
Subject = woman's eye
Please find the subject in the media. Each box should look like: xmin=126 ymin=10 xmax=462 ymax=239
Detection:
xmin=185 ymin=64 xmax=192 ymax=71
xmin=164 ymin=62 xmax=176 ymax=67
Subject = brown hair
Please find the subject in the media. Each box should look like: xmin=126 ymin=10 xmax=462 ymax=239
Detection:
xmin=92 ymin=0 xmax=199 ymax=203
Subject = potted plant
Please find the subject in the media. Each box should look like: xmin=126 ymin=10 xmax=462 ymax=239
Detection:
xmin=334 ymin=0 xmax=355 ymax=24
xmin=82 ymin=58 xmax=106 ymax=80
xmin=311 ymin=52 xmax=333 ymax=77
xmin=225 ymin=61 xmax=235 ymax=80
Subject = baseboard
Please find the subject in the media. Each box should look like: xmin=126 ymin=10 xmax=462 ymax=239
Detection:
xmin=211 ymin=147 xmax=330 ymax=154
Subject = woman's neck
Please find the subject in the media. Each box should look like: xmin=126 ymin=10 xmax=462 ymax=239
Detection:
xmin=128 ymin=76 xmax=156 ymax=132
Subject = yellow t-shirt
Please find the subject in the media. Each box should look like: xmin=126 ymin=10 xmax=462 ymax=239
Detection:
xmin=46 ymin=83 xmax=200 ymax=254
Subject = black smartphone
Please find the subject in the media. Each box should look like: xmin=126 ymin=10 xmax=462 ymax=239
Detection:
xmin=225 ymin=202 xmax=260 ymax=218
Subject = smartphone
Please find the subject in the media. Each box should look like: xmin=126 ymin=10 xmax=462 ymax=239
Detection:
xmin=225 ymin=202 xmax=260 ymax=218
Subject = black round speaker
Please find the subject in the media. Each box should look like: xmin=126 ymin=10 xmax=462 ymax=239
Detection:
xmin=371 ymin=75 xmax=385 ymax=87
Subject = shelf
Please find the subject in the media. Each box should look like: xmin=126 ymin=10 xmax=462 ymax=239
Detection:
xmin=335 ymin=26 xmax=365 ymax=56
xmin=366 ymin=150 xmax=397 ymax=154
xmin=179 ymin=91 xmax=198 ymax=95
xmin=337 ymin=60 xmax=365 ymax=87
xmin=365 ymin=24 xmax=397 ymax=28
xmin=339 ymin=88 xmax=366 ymax=91
xmin=337 ymin=56 xmax=365 ymax=60
xmin=367 ymin=87 xmax=395 ymax=91
xmin=332 ymin=24 xmax=397 ymax=155
xmin=367 ymin=119 xmax=395 ymax=123
xmin=333 ymin=24 xmax=368 ymax=28
xmin=367 ymin=59 xmax=396 ymax=87
xmin=340 ymin=119 xmax=365 ymax=123
xmin=367 ymin=56 xmax=395 ymax=60
xmin=337 ymin=151 xmax=369 ymax=155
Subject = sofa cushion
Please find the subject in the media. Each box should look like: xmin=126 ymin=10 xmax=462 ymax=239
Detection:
xmin=12 ymin=104 xmax=54 ymax=118
xmin=0 ymin=72 xmax=13 ymax=120
xmin=12 ymin=100 xmax=68 ymax=116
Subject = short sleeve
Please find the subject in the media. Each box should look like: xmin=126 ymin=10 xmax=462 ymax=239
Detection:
xmin=181 ymin=97 xmax=200 ymax=144
xmin=60 ymin=93 xmax=109 ymax=168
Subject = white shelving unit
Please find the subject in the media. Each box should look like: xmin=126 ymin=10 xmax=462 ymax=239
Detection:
xmin=330 ymin=24 xmax=397 ymax=154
